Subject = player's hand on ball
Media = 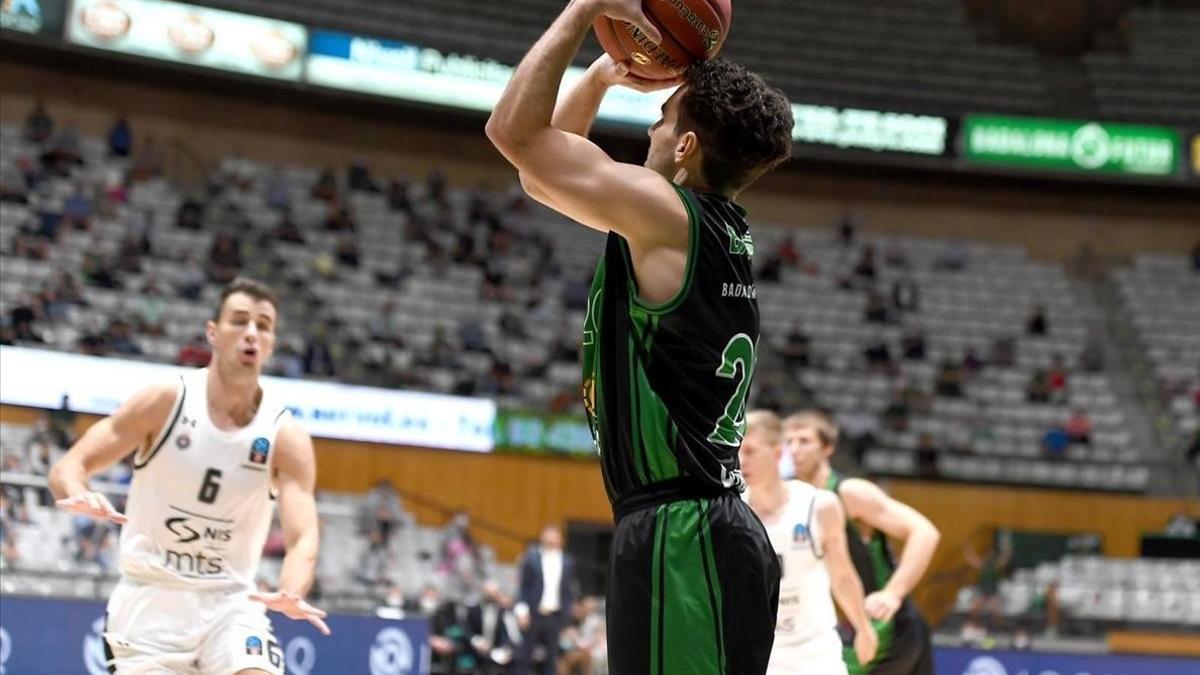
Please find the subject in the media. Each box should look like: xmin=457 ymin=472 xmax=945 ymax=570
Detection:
xmin=591 ymin=55 xmax=685 ymax=92
xmin=586 ymin=0 xmax=662 ymax=44
xmin=854 ymin=623 xmax=879 ymax=666
xmin=864 ymin=590 xmax=902 ymax=622
xmin=56 ymin=491 xmax=128 ymax=524
xmin=250 ymin=591 xmax=331 ymax=635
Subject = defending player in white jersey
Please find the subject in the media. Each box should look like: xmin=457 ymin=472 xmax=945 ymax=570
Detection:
xmin=50 ymin=277 xmax=328 ymax=675
xmin=740 ymin=410 xmax=877 ymax=675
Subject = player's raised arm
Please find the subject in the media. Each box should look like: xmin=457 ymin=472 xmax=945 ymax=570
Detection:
xmin=49 ymin=380 xmax=181 ymax=523
xmin=485 ymin=0 xmax=687 ymax=245
xmin=251 ymin=418 xmax=330 ymax=635
xmin=839 ymin=478 xmax=941 ymax=622
xmin=814 ymin=491 xmax=877 ymax=666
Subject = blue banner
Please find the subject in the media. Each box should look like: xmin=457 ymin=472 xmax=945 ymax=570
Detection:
xmin=936 ymin=647 xmax=1200 ymax=675
xmin=0 ymin=595 xmax=429 ymax=675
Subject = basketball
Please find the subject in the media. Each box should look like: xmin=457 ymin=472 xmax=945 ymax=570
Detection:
xmin=594 ymin=0 xmax=733 ymax=80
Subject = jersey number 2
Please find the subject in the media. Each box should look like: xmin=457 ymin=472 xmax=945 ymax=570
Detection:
xmin=707 ymin=333 xmax=756 ymax=446
xmin=198 ymin=468 xmax=222 ymax=504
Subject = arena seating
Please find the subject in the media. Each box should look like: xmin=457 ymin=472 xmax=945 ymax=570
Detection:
xmin=1084 ymin=4 xmax=1200 ymax=127
xmin=4 ymin=120 xmax=1182 ymax=492
xmin=952 ymin=554 xmax=1200 ymax=629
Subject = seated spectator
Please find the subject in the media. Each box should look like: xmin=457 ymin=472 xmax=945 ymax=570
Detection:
xmin=360 ymin=479 xmax=411 ymax=555
xmin=116 ymin=232 xmax=145 ymax=273
xmin=270 ymin=339 xmax=305 ymax=378
xmin=458 ymin=319 xmax=489 ymax=354
xmin=1065 ymin=409 xmax=1092 ymax=444
xmin=10 ymin=295 xmax=44 ymax=343
xmin=76 ymin=320 xmax=108 ymax=356
xmin=311 ymin=167 xmax=339 ymax=202
xmin=0 ymin=160 xmax=29 ymax=203
xmin=935 ymin=359 xmax=965 ymax=398
xmin=335 ymin=235 xmax=360 ymax=267
xmin=207 ymin=231 xmax=243 ymax=283
xmin=962 ymin=538 xmax=1011 ymax=640
xmin=61 ymin=185 xmax=94 ymax=230
xmin=24 ymin=99 xmax=54 ymax=144
xmin=891 ymin=276 xmax=919 ymax=312
xmin=387 ymin=176 xmax=413 ymax=214
xmin=1047 ymin=354 xmax=1068 ymax=398
xmin=863 ymin=336 xmax=893 ymax=372
xmin=263 ymin=166 xmax=291 ymax=211
xmin=989 ymin=335 xmax=1016 ymax=368
xmin=962 ymin=347 xmax=984 ymax=376
xmin=894 ymin=337 xmax=927 ymax=383
xmin=854 ymin=244 xmax=878 ymax=280
xmin=1078 ymin=332 xmax=1104 ymax=373
xmin=370 ymin=300 xmax=407 ymax=347
xmin=1026 ymin=369 xmax=1052 ymax=403
xmin=130 ymin=135 xmax=164 ymax=182
xmin=558 ymin=596 xmax=606 ymax=675
xmin=1026 ymin=303 xmax=1048 ymax=336
xmin=779 ymin=322 xmax=812 ymax=368
xmin=439 ymin=512 xmax=484 ymax=596
xmin=107 ymin=116 xmax=132 ymax=157
xmin=104 ymin=318 xmax=142 ymax=355
xmin=38 ymin=283 xmax=69 ymax=323
xmin=883 ymin=390 xmax=911 ymax=432
xmin=176 ymin=334 xmax=212 ymax=367
xmin=864 ymin=287 xmax=890 ymax=323
xmin=883 ymin=239 xmax=909 ymax=268
xmin=467 ymin=580 xmax=522 ymax=672
xmin=133 ymin=280 xmax=167 ymax=335
xmin=1042 ymin=425 xmax=1070 ymax=459
xmin=424 ymin=327 xmax=462 ymax=369
xmin=346 ymin=158 xmax=380 ymax=192
xmin=485 ymin=357 xmax=516 ymax=395
xmin=176 ymin=195 xmax=206 ymax=230
xmin=933 ymin=239 xmax=968 ymax=271
xmin=916 ymin=433 xmax=940 ymax=478
xmin=324 ymin=204 xmax=356 ymax=232
xmin=757 ymin=252 xmax=782 ymax=283
xmin=73 ymin=515 xmax=115 ymax=571
xmin=273 ymin=211 xmax=305 ymax=243
xmin=499 ymin=308 xmax=527 ymax=341
xmin=837 ymin=211 xmax=857 ymax=246
xmin=41 ymin=124 xmax=83 ymax=175
xmin=777 ymin=235 xmax=802 ymax=267
xmin=304 ymin=328 xmax=337 ymax=377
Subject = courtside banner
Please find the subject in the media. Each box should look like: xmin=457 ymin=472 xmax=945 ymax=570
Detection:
xmin=304 ymin=29 xmax=672 ymax=125
xmin=936 ymin=647 xmax=1199 ymax=675
xmin=0 ymin=595 xmax=430 ymax=675
xmin=0 ymin=0 xmax=67 ymax=35
xmin=963 ymin=114 xmax=1181 ymax=177
xmin=792 ymin=103 xmax=949 ymax=156
xmin=65 ymin=0 xmax=305 ymax=80
xmin=494 ymin=410 xmax=595 ymax=457
xmin=0 ymin=346 xmax=496 ymax=451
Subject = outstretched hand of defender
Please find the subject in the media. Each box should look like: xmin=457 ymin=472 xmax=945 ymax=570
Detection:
xmin=250 ymin=591 xmax=331 ymax=635
xmin=864 ymin=589 xmax=903 ymax=622
xmin=56 ymin=491 xmax=128 ymax=524
xmin=591 ymin=55 xmax=685 ymax=93
xmin=587 ymin=0 xmax=663 ymax=44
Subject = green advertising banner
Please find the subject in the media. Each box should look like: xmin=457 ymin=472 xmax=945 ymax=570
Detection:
xmin=494 ymin=410 xmax=595 ymax=457
xmin=964 ymin=114 xmax=1181 ymax=177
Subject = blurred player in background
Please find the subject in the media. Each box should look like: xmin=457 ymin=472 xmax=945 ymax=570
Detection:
xmin=740 ymin=410 xmax=878 ymax=674
xmin=785 ymin=411 xmax=940 ymax=675
xmin=485 ymin=0 xmax=794 ymax=672
xmin=50 ymin=277 xmax=328 ymax=674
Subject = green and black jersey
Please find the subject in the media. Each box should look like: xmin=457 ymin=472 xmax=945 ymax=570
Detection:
xmin=581 ymin=185 xmax=759 ymax=507
xmin=826 ymin=471 xmax=934 ymax=675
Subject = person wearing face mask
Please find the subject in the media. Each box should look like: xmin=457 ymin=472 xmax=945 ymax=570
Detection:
xmin=50 ymin=277 xmax=329 ymax=675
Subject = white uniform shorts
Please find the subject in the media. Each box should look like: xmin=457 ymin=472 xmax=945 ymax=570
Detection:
xmin=767 ymin=629 xmax=847 ymax=675
xmin=104 ymin=579 xmax=284 ymax=675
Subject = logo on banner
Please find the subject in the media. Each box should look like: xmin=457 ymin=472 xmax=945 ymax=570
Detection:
xmin=286 ymin=636 xmax=316 ymax=675
xmin=83 ymin=616 xmax=109 ymax=675
xmin=80 ymin=1 xmax=131 ymax=40
xmin=963 ymin=656 xmax=1008 ymax=675
xmin=1 ymin=625 xmax=10 ymax=675
xmin=369 ymin=627 xmax=415 ymax=675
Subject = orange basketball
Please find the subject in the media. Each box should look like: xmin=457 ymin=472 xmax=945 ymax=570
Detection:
xmin=593 ymin=0 xmax=733 ymax=81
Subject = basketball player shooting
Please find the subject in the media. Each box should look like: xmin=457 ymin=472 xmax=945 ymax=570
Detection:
xmin=49 ymin=278 xmax=328 ymax=675
xmin=740 ymin=411 xmax=877 ymax=674
xmin=487 ymin=0 xmax=794 ymax=673
xmin=785 ymin=411 xmax=940 ymax=675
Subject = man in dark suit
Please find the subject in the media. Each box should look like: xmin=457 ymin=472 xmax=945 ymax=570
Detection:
xmin=467 ymin=579 xmax=522 ymax=675
xmin=512 ymin=524 xmax=575 ymax=675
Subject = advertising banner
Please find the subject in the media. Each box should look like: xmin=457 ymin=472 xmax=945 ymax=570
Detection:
xmin=963 ymin=115 xmax=1181 ymax=176
xmin=65 ymin=0 xmax=305 ymax=80
xmin=494 ymin=410 xmax=595 ymax=457
xmin=935 ymin=647 xmax=1200 ymax=675
xmin=792 ymin=103 xmax=949 ymax=156
xmin=0 ymin=0 xmax=67 ymax=35
xmin=0 ymin=346 xmax=496 ymax=451
xmin=0 ymin=595 xmax=430 ymax=675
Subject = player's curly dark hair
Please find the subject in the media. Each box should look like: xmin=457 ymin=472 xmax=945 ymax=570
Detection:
xmin=676 ymin=58 xmax=794 ymax=193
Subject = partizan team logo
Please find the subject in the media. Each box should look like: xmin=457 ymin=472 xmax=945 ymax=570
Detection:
xmin=249 ymin=437 xmax=270 ymax=465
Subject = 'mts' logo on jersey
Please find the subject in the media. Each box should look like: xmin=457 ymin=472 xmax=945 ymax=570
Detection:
xmin=249 ymin=437 xmax=270 ymax=465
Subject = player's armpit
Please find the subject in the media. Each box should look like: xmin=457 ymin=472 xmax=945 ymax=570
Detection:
xmin=494 ymin=127 xmax=687 ymax=247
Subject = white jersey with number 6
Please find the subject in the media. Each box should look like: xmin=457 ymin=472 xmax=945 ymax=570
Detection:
xmin=117 ymin=367 xmax=288 ymax=592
